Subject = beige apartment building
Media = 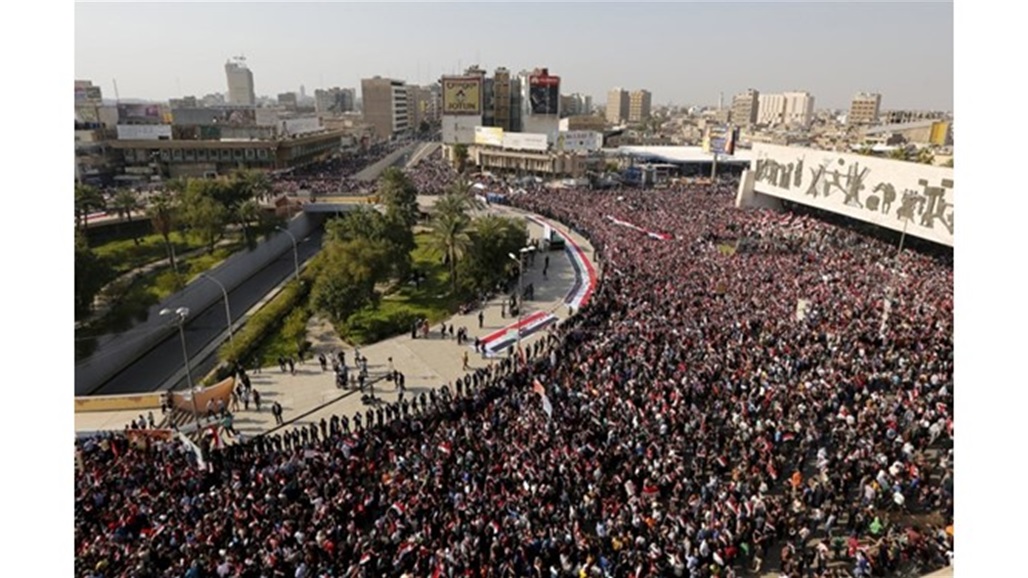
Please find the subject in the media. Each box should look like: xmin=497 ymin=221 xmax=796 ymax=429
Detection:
xmin=848 ymin=92 xmax=882 ymax=125
xmin=731 ymin=89 xmax=760 ymax=127
xmin=361 ymin=77 xmax=409 ymax=140
xmin=606 ymin=88 xmax=629 ymax=125
xmin=628 ymin=90 xmax=652 ymax=123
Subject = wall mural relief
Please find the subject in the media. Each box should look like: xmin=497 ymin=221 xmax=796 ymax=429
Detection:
xmin=750 ymin=144 xmax=954 ymax=246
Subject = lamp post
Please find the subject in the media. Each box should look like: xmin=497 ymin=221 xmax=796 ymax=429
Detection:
xmin=277 ymin=226 xmax=300 ymax=282
xmin=200 ymin=273 xmax=233 ymax=349
xmin=160 ymin=306 xmax=198 ymax=426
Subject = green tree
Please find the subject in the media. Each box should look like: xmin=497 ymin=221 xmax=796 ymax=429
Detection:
xmin=236 ymin=199 xmax=263 ymax=249
xmin=378 ymin=167 xmax=420 ymax=230
xmin=182 ymin=192 xmax=229 ymax=254
xmin=327 ymin=206 xmax=413 ymax=283
xmin=459 ymin=214 xmax=529 ymax=295
xmin=75 ymin=183 xmax=106 ymax=232
xmin=310 ymin=238 xmax=392 ymax=325
xmin=429 ymin=190 xmax=473 ymax=294
xmin=888 ymin=147 xmax=912 ymax=162
xmin=74 ymin=230 xmax=111 ymax=321
xmin=147 ymin=192 xmax=180 ymax=275
xmin=915 ymin=148 xmax=935 ymax=165
xmin=111 ymin=188 xmax=142 ymax=241
xmin=452 ymin=143 xmax=469 ymax=174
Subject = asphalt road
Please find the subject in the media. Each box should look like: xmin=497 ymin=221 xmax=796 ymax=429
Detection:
xmin=92 ymin=227 xmax=326 ymax=395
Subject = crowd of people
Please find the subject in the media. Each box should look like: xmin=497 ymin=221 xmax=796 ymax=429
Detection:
xmin=403 ymin=153 xmax=459 ymax=195
xmin=269 ymin=142 xmax=411 ymax=198
xmin=75 ymin=181 xmax=953 ymax=578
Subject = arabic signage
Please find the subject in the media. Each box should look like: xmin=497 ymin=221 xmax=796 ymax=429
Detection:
xmin=442 ymin=77 xmax=483 ymax=116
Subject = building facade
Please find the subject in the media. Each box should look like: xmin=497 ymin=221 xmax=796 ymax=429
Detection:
xmin=606 ymin=88 xmax=629 ymax=125
xmin=492 ymin=68 xmax=513 ymax=132
xmin=782 ymin=91 xmax=815 ymax=128
xmin=314 ymin=87 xmax=356 ymax=115
xmin=225 ymin=58 xmax=256 ymax=106
xmin=628 ymin=90 xmax=652 ymax=123
xmin=848 ymin=92 xmax=882 ymax=125
xmin=731 ymin=89 xmax=760 ymax=127
xmin=361 ymin=77 xmax=409 ymax=141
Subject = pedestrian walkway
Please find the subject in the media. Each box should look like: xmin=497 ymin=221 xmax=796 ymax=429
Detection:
xmin=74 ymin=201 xmax=600 ymax=441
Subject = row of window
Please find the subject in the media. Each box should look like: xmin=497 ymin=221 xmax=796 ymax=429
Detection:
xmin=125 ymin=148 xmax=274 ymax=163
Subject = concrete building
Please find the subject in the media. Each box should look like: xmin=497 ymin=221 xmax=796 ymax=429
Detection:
xmin=848 ymin=92 xmax=882 ymax=125
xmin=224 ymin=57 xmax=256 ymax=106
xmin=493 ymin=68 xmax=514 ymax=132
xmin=559 ymin=115 xmax=607 ymax=132
xmin=469 ymin=145 xmax=594 ymax=178
xmin=757 ymin=91 xmax=814 ymax=127
xmin=628 ymin=90 xmax=652 ymax=123
xmin=361 ymin=76 xmax=409 ymax=141
xmin=561 ymin=93 xmax=592 ymax=117
xmin=277 ymin=92 xmax=298 ymax=110
xmin=731 ymin=89 xmax=760 ymax=127
xmin=782 ymin=91 xmax=815 ymax=128
xmin=314 ymin=87 xmax=356 ymax=115
xmin=517 ymin=68 xmax=561 ymax=144
xmin=607 ymin=88 xmax=629 ymax=125
xmin=757 ymin=93 xmax=785 ymax=125
xmin=863 ymin=120 xmax=953 ymax=147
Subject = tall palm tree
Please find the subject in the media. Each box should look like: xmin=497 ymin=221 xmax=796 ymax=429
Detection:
xmin=236 ymin=199 xmax=263 ymax=248
xmin=75 ymin=183 xmax=106 ymax=232
xmin=429 ymin=191 xmax=473 ymax=294
xmin=147 ymin=192 xmax=180 ymax=275
xmin=111 ymin=189 xmax=142 ymax=241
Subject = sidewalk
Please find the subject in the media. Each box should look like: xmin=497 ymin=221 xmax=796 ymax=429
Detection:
xmin=74 ymin=201 xmax=600 ymax=439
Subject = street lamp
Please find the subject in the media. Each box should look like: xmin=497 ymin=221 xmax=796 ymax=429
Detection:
xmin=160 ymin=306 xmax=198 ymax=426
xmin=200 ymin=273 xmax=233 ymax=349
xmin=507 ymin=246 xmax=534 ymax=362
xmin=276 ymin=226 xmax=300 ymax=282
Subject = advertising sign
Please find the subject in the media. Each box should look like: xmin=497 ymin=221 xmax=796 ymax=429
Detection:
xmin=557 ymin=130 xmax=602 ymax=153
xmin=703 ymin=126 xmax=739 ymax=155
xmin=116 ymin=124 xmax=173 ymax=140
xmin=474 ymin=126 xmax=504 ymax=147
xmin=118 ymin=103 xmax=162 ymax=123
xmin=442 ymin=77 xmax=482 ymax=116
xmin=502 ymin=132 xmax=549 ymax=152
xmin=750 ymin=143 xmax=954 ymax=247
xmin=529 ymin=74 xmax=560 ymax=115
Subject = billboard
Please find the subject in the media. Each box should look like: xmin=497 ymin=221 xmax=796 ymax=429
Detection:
xmin=529 ymin=74 xmax=560 ymax=115
xmin=442 ymin=115 xmax=481 ymax=145
xmin=474 ymin=126 xmax=504 ymax=147
xmin=703 ymin=126 xmax=739 ymax=155
xmin=557 ymin=131 xmax=602 ymax=153
xmin=75 ymin=85 xmax=103 ymax=104
xmin=280 ymin=116 xmax=322 ymax=137
xmin=442 ymin=77 xmax=482 ymax=115
xmin=118 ymin=103 xmax=162 ymax=123
xmin=116 ymin=124 xmax=173 ymax=140
xmin=749 ymin=144 xmax=954 ymax=247
xmin=502 ymin=132 xmax=549 ymax=152
xmin=172 ymin=107 xmax=257 ymax=127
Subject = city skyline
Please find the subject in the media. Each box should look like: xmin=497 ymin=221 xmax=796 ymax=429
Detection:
xmin=75 ymin=2 xmax=953 ymax=111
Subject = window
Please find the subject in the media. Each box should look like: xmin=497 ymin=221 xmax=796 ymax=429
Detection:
xmin=233 ymin=149 xmax=243 ymax=160
xmin=257 ymin=149 xmax=268 ymax=160
xmin=220 ymin=149 xmax=231 ymax=161
xmin=245 ymin=148 xmax=255 ymax=160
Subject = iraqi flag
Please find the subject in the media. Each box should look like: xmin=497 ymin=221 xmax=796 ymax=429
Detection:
xmin=533 ymin=379 xmax=553 ymax=419
xmin=359 ymin=552 xmax=373 ymax=566
xmin=391 ymin=502 xmax=406 ymax=517
xmin=438 ymin=442 xmax=452 ymax=455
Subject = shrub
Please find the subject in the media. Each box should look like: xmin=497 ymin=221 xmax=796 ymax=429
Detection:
xmin=346 ymin=306 xmax=420 ymax=345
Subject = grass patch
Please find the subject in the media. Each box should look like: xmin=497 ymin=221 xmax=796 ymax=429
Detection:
xmin=94 ymin=233 xmax=207 ymax=277
xmin=75 ymin=236 xmax=247 ymax=354
xmin=341 ymin=233 xmax=460 ymax=345
xmin=717 ymin=243 xmax=737 ymax=257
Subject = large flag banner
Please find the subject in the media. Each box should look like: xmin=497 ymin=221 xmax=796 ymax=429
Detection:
xmin=524 ymin=215 xmax=596 ymax=311
xmin=476 ymin=310 xmax=558 ymax=357
xmin=605 ymin=215 xmax=672 ymax=240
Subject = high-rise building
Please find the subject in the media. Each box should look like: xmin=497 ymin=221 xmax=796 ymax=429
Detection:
xmin=225 ymin=57 xmax=255 ymax=106
xmin=628 ymin=90 xmax=652 ymax=123
xmin=314 ymin=87 xmax=356 ymax=114
xmin=756 ymin=91 xmax=814 ymax=127
xmin=731 ymin=89 xmax=760 ymax=127
xmin=848 ymin=92 xmax=882 ymax=125
xmin=561 ymin=93 xmax=593 ymax=117
xmin=492 ymin=68 xmax=513 ymax=132
xmin=757 ymin=93 xmax=785 ymax=125
xmin=782 ymin=91 xmax=815 ymax=128
xmin=606 ymin=88 xmax=629 ymax=124
xmin=278 ymin=92 xmax=298 ymax=110
xmin=361 ymin=76 xmax=408 ymax=140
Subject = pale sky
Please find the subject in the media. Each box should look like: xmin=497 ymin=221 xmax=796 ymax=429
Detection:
xmin=75 ymin=1 xmax=953 ymax=111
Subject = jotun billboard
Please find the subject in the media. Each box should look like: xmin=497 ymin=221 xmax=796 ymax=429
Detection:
xmin=442 ymin=77 xmax=483 ymax=116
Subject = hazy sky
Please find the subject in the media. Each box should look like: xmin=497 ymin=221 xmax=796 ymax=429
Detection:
xmin=75 ymin=2 xmax=953 ymax=111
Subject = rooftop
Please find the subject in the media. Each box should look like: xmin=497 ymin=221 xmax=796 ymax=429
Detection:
xmin=612 ymin=145 xmax=753 ymax=164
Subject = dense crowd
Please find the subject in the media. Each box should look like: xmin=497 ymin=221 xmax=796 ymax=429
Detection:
xmin=403 ymin=153 xmax=459 ymax=195
xmin=270 ymin=142 xmax=410 ymax=198
xmin=75 ymin=182 xmax=953 ymax=578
